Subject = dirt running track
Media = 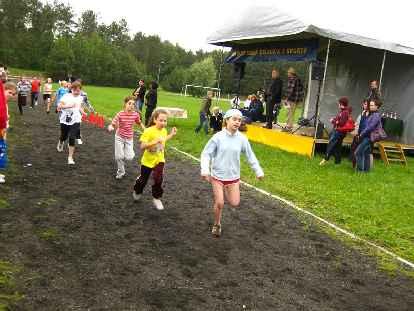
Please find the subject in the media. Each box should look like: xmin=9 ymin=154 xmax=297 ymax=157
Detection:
xmin=1 ymin=104 xmax=414 ymax=311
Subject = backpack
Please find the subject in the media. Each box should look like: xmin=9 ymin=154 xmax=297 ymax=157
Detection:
xmin=337 ymin=116 xmax=355 ymax=133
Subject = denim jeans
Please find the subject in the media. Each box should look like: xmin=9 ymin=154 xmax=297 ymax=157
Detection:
xmin=135 ymin=99 xmax=144 ymax=111
xmin=324 ymin=130 xmax=346 ymax=164
xmin=195 ymin=112 xmax=209 ymax=134
xmin=355 ymin=137 xmax=371 ymax=172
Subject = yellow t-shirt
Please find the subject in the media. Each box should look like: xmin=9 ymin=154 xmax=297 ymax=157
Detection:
xmin=140 ymin=126 xmax=167 ymax=168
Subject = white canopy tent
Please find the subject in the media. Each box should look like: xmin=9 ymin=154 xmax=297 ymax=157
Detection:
xmin=207 ymin=7 xmax=414 ymax=144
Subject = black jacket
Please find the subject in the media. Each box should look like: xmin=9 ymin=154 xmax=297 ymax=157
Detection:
xmin=145 ymin=89 xmax=157 ymax=108
xmin=267 ymin=78 xmax=283 ymax=104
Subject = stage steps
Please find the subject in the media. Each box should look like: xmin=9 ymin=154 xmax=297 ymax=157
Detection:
xmin=378 ymin=143 xmax=407 ymax=166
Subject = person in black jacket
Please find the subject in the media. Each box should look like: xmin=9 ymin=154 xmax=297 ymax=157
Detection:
xmin=209 ymin=106 xmax=223 ymax=133
xmin=144 ymin=81 xmax=158 ymax=126
xmin=264 ymin=69 xmax=283 ymax=128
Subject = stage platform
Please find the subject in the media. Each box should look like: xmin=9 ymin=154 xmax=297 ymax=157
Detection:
xmin=245 ymin=122 xmax=414 ymax=158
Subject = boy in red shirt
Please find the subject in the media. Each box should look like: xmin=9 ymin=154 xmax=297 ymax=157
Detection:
xmin=31 ymin=76 xmax=41 ymax=108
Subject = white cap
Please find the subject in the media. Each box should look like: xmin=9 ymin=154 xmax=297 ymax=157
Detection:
xmin=224 ymin=109 xmax=242 ymax=119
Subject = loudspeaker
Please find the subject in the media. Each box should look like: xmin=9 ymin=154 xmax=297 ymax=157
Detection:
xmin=233 ymin=62 xmax=246 ymax=80
xmin=312 ymin=61 xmax=324 ymax=81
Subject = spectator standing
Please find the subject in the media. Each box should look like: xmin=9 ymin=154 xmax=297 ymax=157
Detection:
xmin=144 ymin=81 xmax=158 ymax=126
xmin=195 ymin=90 xmax=213 ymax=134
xmin=366 ymin=80 xmax=382 ymax=103
xmin=133 ymin=79 xmax=146 ymax=112
xmin=354 ymin=100 xmax=384 ymax=172
xmin=284 ymin=67 xmax=304 ymax=131
xmin=264 ymin=69 xmax=283 ymax=128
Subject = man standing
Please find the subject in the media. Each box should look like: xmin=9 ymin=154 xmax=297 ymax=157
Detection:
xmin=31 ymin=76 xmax=41 ymax=108
xmin=264 ymin=69 xmax=283 ymax=129
xmin=133 ymin=79 xmax=146 ymax=112
xmin=195 ymin=90 xmax=213 ymax=135
xmin=366 ymin=80 xmax=381 ymax=103
xmin=284 ymin=67 xmax=304 ymax=131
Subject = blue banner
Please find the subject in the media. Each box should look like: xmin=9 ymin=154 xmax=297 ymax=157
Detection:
xmin=225 ymin=39 xmax=319 ymax=63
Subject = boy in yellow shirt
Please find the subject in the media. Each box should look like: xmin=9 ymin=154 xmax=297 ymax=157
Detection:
xmin=133 ymin=109 xmax=177 ymax=210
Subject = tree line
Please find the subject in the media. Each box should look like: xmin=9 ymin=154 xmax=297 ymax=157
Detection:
xmin=0 ymin=0 xmax=307 ymax=96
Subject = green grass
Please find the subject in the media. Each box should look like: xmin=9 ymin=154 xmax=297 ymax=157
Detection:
xmin=0 ymin=261 xmax=23 ymax=310
xmin=7 ymin=67 xmax=45 ymax=78
xmin=84 ymin=84 xmax=414 ymax=267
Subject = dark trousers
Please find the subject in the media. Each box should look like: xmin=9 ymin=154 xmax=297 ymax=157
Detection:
xmin=355 ymin=137 xmax=371 ymax=172
xmin=195 ymin=112 xmax=208 ymax=134
xmin=273 ymin=103 xmax=281 ymax=124
xmin=145 ymin=106 xmax=155 ymax=126
xmin=60 ymin=123 xmax=80 ymax=146
xmin=31 ymin=92 xmax=39 ymax=107
xmin=324 ymin=130 xmax=346 ymax=164
xmin=265 ymin=101 xmax=275 ymax=128
xmin=134 ymin=163 xmax=164 ymax=198
xmin=17 ymin=95 xmax=27 ymax=114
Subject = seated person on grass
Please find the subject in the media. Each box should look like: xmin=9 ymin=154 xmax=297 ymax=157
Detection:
xmin=247 ymin=95 xmax=265 ymax=122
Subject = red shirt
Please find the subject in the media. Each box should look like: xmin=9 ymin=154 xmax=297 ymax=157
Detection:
xmin=0 ymin=81 xmax=8 ymax=130
xmin=31 ymin=79 xmax=41 ymax=92
xmin=111 ymin=111 xmax=141 ymax=139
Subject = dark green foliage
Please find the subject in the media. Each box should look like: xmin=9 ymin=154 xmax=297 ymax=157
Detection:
xmin=1 ymin=0 xmax=308 ymax=92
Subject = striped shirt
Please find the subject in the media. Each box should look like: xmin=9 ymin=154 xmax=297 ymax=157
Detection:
xmin=112 ymin=111 xmax=141 ymax=139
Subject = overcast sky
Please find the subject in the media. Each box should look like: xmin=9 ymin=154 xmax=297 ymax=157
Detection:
xmin=64 ymin=0 xmax=414 ymax=52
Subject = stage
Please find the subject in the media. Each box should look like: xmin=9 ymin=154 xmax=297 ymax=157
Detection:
xmin=245 ymin=122 xmax=414 ymax=158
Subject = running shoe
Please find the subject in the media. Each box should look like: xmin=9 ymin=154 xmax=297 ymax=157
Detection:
xmin=68 ymin=157 xmax=75 ymax=165
xmin=153 ymin=198 xmax=164 ymax=210
xmin=132 ymin=192 xmax=141 ymax=201
xmin=211 ymin=224 xmax=221 ymax=237
xmin=115 ymin=172 xmax=125 ymax=179
xmin=57 ymin=141 xmax=63 ymax=152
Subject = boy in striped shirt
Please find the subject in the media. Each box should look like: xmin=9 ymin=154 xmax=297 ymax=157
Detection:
xmin=108 ymin=96 xmax=145 ymax=179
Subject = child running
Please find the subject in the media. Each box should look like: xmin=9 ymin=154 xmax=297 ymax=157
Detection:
xmin=108 ymin=95 xmax=145 ymax=179
xmin=133 ymin=109 xmax=177 ymax=210
xmin=56 ymin=81 xmax=85 ymax=165
xmin=201 ymin=109 xmax=264 ymax=237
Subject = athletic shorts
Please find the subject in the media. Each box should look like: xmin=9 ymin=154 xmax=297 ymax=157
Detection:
xmin=43 ymin=94 xmax=51 ymax=100
xmin=212 ymin=177 xmax=240 ymax=186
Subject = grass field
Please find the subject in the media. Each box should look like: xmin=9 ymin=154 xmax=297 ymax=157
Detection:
xmin=77 ymin=84 xmax=414 ymax=267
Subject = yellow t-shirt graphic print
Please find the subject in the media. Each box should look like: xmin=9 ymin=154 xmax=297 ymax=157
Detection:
xmin=140 ymin=126 xmax=168 ymax=168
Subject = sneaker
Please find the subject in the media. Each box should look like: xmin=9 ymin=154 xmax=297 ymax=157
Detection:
xmin=68 ymin=157 xmax=75 ymax=165
xmin=57 ymin=141 xmax=63 ymax=152
xmin=153 ymin=198 xmax=164 ymax=210
xmin=0 ymin=175 xmax=5 ymax=184
xmin=211 ymin=224 xmax=221 ymax=237
xmin=76 ymin=139 xmax=83 ymax=145
xmin=319 ymin=159 xmax=327 ymax=166
xmin=115 ymin=172 xmax=125 ymax=179
xmin=132 ymin=191 xmax=141 ymax=201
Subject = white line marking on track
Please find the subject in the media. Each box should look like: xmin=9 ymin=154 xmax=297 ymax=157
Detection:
xmin=170 ymin=146 xmax=414 ymax=269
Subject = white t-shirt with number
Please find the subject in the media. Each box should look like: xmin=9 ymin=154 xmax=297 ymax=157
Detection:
xmin=59 ymin=93 xmax=83 ymax=125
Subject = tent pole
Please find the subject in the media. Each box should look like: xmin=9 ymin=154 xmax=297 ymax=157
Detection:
xmin=379 ymin=50 xmax=387 ymax=92
xmin=313 ymin=39 xmax=331 ymax=146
